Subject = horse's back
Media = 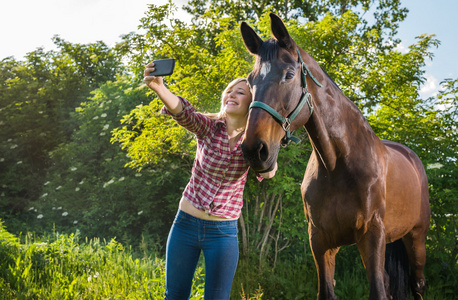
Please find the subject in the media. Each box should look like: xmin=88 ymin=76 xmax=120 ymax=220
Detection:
xmin=382 ymin=139 xmax=427 ymax=188
xmin=382 ymin=140 xmax=430 ymax=241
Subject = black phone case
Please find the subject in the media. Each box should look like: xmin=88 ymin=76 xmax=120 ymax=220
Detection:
xmin=149 ymin=58 xmax=175 ymax=76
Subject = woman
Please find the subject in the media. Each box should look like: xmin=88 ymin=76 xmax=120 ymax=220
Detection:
xmin=143 ymin=62 xmax=277 ymax=300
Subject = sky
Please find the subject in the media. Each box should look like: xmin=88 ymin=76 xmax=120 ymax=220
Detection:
xmin=1 ymin=0 xmax=456 ymax=98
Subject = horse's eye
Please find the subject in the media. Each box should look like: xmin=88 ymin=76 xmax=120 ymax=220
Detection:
xmin=285 ymin=72 xmax=295 ymax=81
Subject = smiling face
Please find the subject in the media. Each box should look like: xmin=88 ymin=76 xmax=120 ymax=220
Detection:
xmin=222 ymin=80 xmax=252 ymax=118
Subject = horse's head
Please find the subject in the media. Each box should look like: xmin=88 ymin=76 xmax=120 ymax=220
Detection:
xmin=241 ymin=13 xmax=313 ymax=173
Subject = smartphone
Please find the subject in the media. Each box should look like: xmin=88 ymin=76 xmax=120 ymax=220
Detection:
xmin=149 ymin=58 xmax=175 ymax=76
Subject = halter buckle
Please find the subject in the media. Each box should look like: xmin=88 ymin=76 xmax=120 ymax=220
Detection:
xmin=282 ymin=118 xmax=291 ymax=132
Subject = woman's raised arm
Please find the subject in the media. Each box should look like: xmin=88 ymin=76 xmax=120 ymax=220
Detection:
xmin=143 ymin=62 xmax=182 ymax=114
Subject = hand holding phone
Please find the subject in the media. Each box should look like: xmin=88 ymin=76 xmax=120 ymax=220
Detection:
xmin=149 ymin=58 xmax=175 ymax=76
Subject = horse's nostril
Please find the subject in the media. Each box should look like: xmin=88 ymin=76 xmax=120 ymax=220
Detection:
xmin=258 ymin=141 xmax=269 ymax=162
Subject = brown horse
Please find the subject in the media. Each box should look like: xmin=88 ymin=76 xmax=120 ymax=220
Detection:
xmin=240 ymin=13 xmax=431 ymax=300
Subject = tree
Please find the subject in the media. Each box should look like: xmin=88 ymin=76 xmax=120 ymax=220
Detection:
xmin=0 ymin=39 xmax=122 ymax=232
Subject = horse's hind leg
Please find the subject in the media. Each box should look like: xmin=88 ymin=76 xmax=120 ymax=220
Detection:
xmin=402 ymin=228 xmax=427 ymax=300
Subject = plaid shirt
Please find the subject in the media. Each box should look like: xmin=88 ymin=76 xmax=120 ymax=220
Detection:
xmin=161 ymin=97 xmax=250 ymax=219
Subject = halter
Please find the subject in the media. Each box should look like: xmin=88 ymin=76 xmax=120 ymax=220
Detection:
xmin=249 ymin=48 xmax=323 ymax=147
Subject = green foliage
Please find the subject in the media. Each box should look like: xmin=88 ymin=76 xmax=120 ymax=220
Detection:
xmin=0 ymin=39 xmax=123 ymax=231
xmin=111 ymin=97 xmax=196 ymax=170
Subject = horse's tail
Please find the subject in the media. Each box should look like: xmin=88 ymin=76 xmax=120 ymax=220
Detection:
xmin=385 ymin=239 xmax=410 ymax=299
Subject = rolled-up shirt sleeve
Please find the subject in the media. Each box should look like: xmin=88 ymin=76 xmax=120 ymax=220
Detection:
xmin=161 ymin=97 xmax=213 ymax=138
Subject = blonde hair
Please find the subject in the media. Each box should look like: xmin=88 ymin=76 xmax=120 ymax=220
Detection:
xmin=204 ymin=78 xmax=249 ymax=120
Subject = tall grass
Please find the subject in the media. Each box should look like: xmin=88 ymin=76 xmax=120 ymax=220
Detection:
xmin=0 ymin=221 xmax=453 ymax=299
xmin=0 ymin=222 xmax=204 ymax=299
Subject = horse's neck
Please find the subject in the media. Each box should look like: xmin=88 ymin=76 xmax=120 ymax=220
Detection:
xmin=304 ymin=73 xmax=377 ymax=172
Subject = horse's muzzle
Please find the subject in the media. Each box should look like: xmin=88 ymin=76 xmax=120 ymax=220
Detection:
xmin=241 ymin=139 xmax=277 ymax=173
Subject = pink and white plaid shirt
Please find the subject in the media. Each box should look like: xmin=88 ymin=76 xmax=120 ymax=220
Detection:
xmin=161 ymin=97 xmax=250 ymax=219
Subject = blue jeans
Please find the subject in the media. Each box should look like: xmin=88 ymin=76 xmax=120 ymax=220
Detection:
xmin=164 ymin=210 xmax=239 ymax=300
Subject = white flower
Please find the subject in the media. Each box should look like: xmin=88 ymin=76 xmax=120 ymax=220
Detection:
xmin=29 ymin=207 xmax=35 ymax=211
xmin=62 ymin=212 xmax=68 ymax=217
xmin=79 ymin=180 xmax=84 ymax=185
xmin=41 ymin=193 xmax=48 ymax=198
xmin=100 ymin=132 xmax=106 ymax=136
xmin=57 ymin=207 xmax=62 ymax=210
xmin=88 ymin=275 xmax=92 ymax=282
xmin=138 ymin=211 xmax=143 ymax=215
xmin=52 ymin=207 xmax=56 ymax=210
xmin=103 ymin=179 xmax=115 ymax=188
xmin=93 ymin=116 xmax=99 ymax=120
xmin=75 ymin=187 xmax=80 ymax=192
xmin=0 ymin=158 xmax=4 ymax=162
xmin=56 ymin=186 xmax=62 ymax=190
xmin=44 ymin=181 xmax=50 ymax=186
xmin=73 ymin=220 xmax=78 ymax=225
xmin=427 ymin=163 xmax=444 ymax=170
xmin=103 ymin=124 xmax=110 ymax=130
xmin=101 ymin=113 xmax=107 ymax=118
xmin=17 ymin=161 xmax=22 ymax=164
xmin=118 ymin=177 xmax=125 ymax=181
xmin=10 ymin=144 xmax=18 ymax=149
xmin=37 ymin=214 xmax=44 ymax=219
xmin=71 ymin=167 xmax=77 ymax=171
xmin=39 ymin=111 xmax=43 ymax=114
xmin=135 ymin=173 xmax=142 ymax=177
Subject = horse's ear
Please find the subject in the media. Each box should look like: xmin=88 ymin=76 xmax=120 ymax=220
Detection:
xmin=241 ymin=21 xmax=263 ymax=55
xmin=270 ymin=13 xmax=295 ymax=50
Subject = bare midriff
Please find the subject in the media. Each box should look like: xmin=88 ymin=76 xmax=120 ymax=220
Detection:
xmin=179 ymin=198 xmax=238 ymax=221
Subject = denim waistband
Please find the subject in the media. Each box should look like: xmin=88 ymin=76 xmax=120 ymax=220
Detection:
xmin=176 ymin=209 xmax=238 ymax=226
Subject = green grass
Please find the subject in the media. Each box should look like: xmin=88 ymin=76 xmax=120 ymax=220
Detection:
xmin=0 ymin=224 xmax=205 ymax=299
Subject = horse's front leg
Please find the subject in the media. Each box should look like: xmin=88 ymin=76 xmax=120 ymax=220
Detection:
xmin=356 ymin=213 xmax=390 ymax=300
xmin=309 ymin=229 xmax=340 ymax=300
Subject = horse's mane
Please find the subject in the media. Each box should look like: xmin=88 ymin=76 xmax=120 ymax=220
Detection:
xmin=320 ymin=66 xmax=343 ymax=92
